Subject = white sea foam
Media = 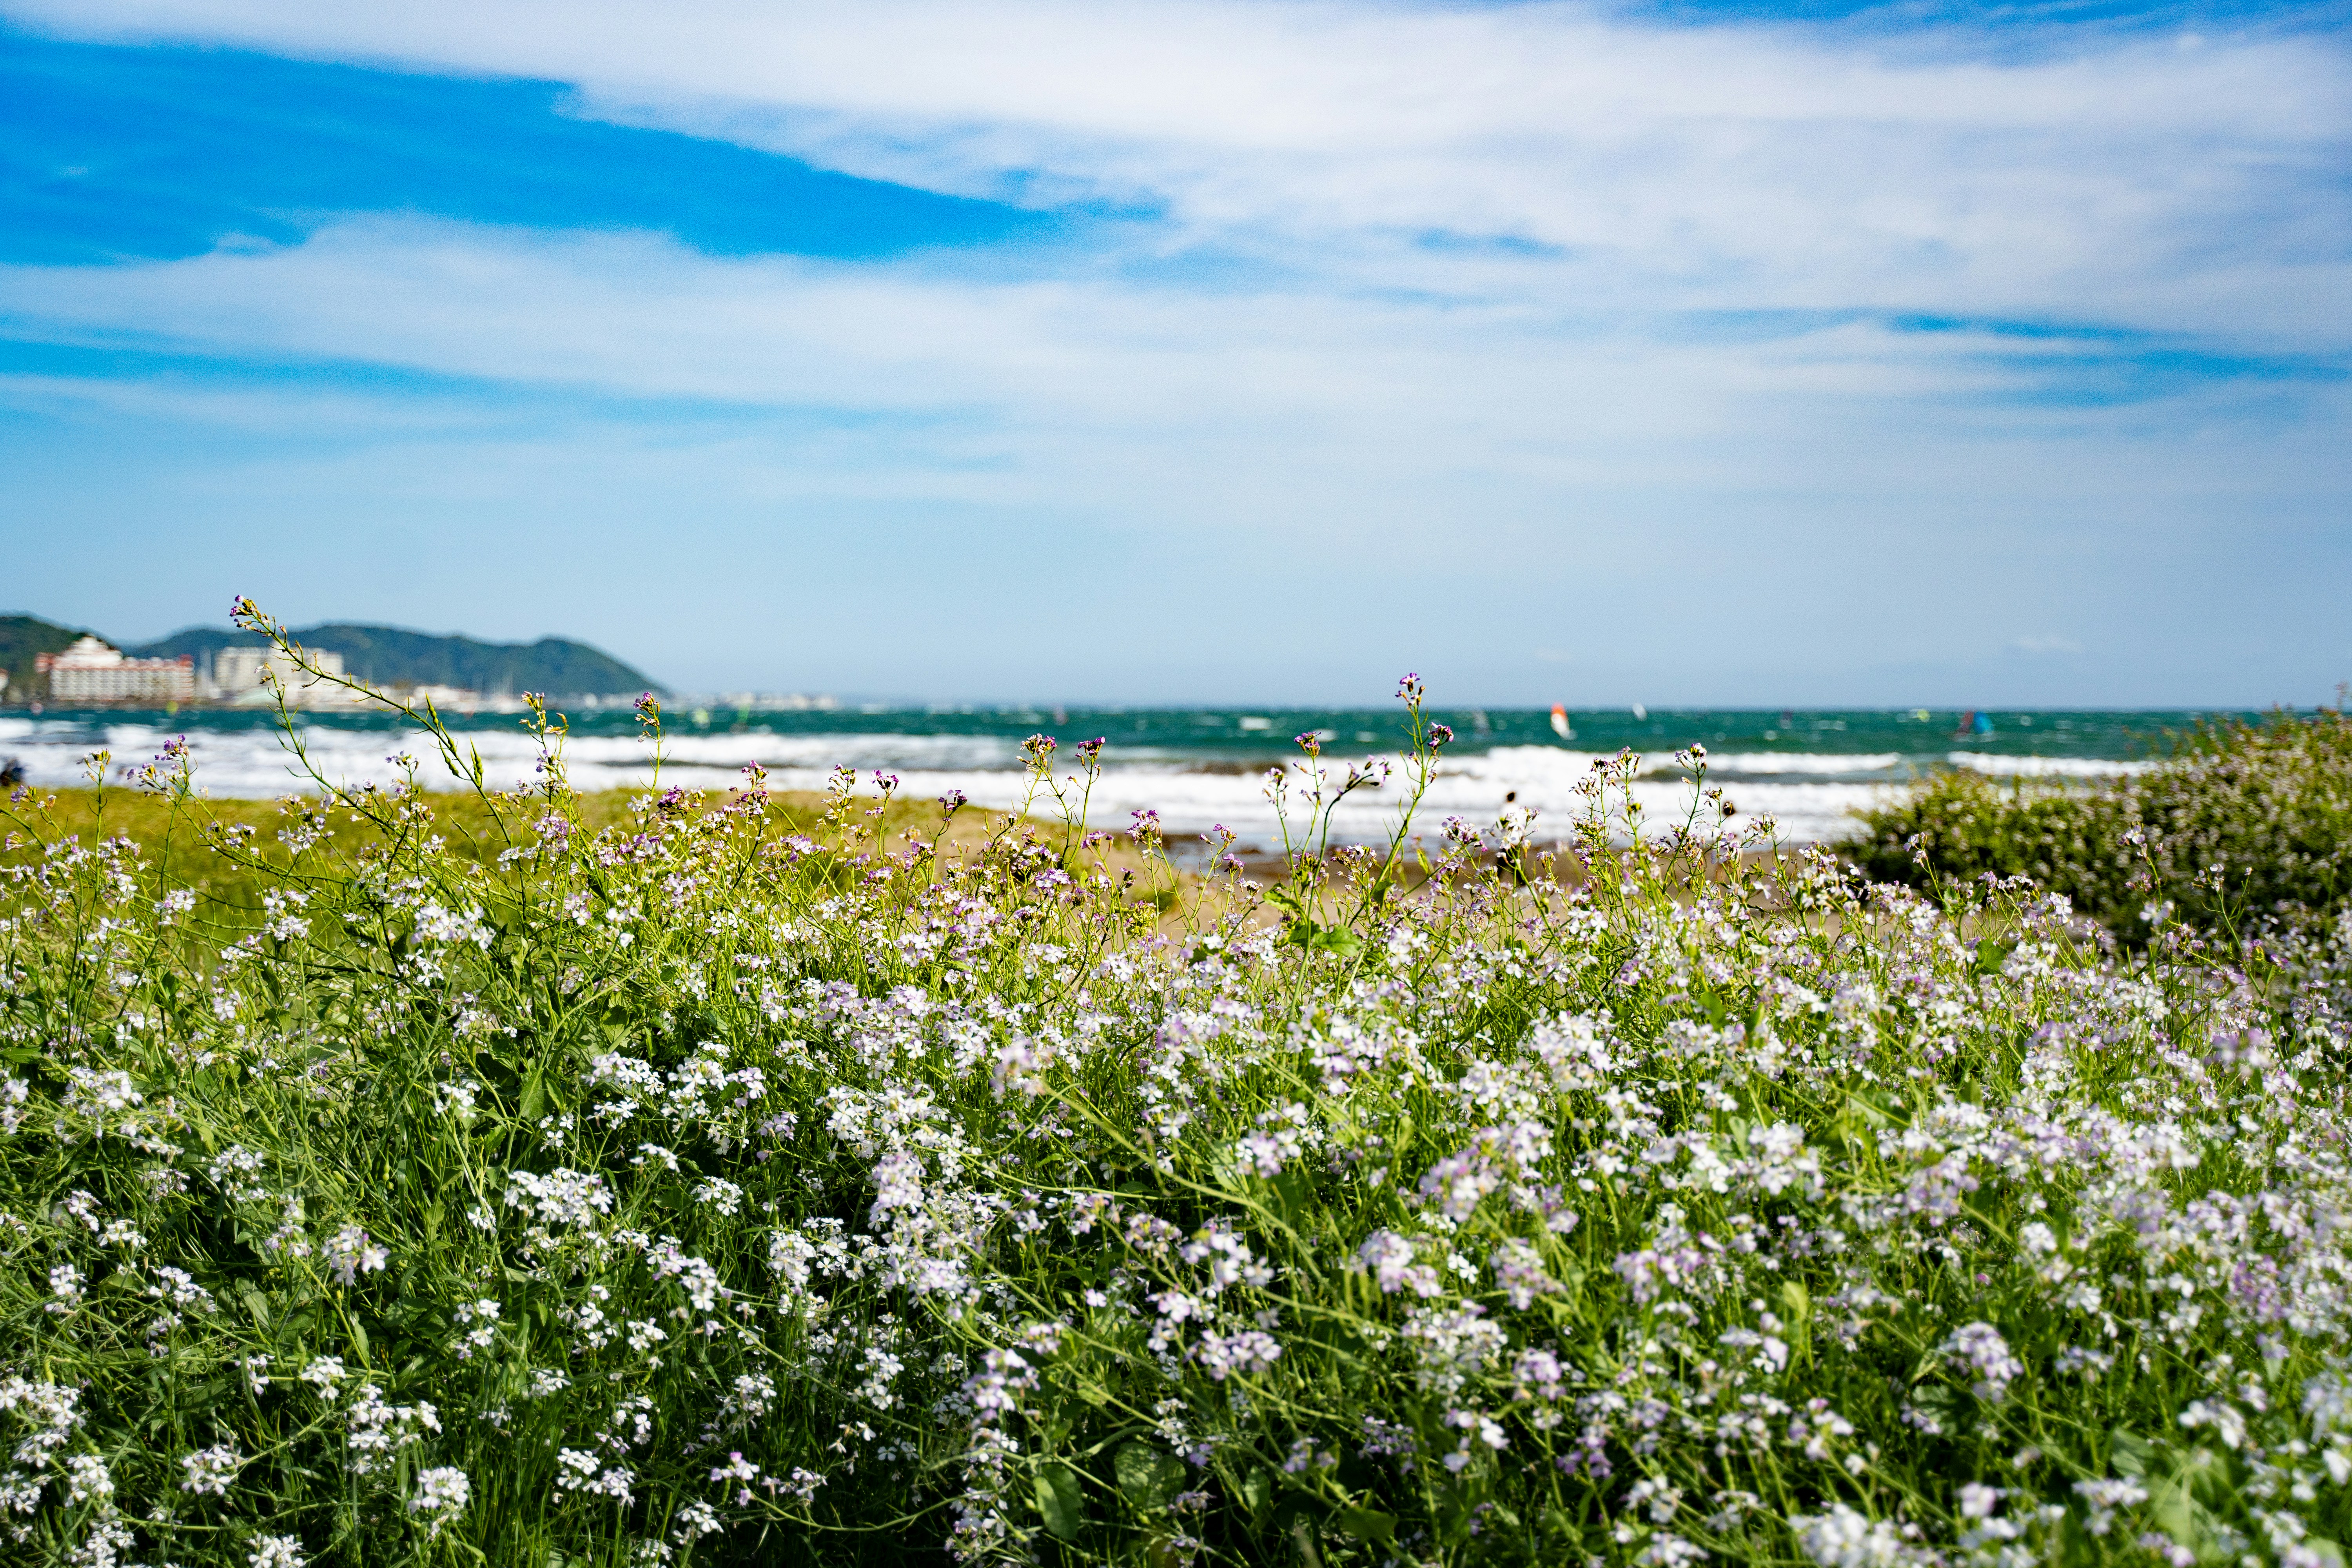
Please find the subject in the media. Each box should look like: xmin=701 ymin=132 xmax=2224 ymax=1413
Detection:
xmin=0 ymin=721 xmax=2148 ymax=848
xmin=1947 ymin=752 xmax=2156 ymax=777
xmin=1472 ymin=745 xmax=1910 ymax=781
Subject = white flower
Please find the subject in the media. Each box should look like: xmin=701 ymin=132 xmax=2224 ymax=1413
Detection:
xmin=2180 ymin=1400 xmax=2248 ymax=1450
xmin=45 ymin=1263 xmax=84 ymax=1314
xmin=1350 ymin=1230 xmax=1440 ymax=1298
xmin=1192 ymin=1329 xmax=1282 ymax=1381
xmin=180 ymin=1443 xmax=242 ymax=1496
xmin=410 ymin=1466 xmax=471 ymax=1536
xmin=64 ymin=1454 xmax=113 ymax=1504
xmin=1401 ymin=1303 xmax=1508 ymax=1395
xmin=248 ymin=1535 xmax=307 ymax=1568
xmin=673 ymin=1498 xmax=722 ymax=1543
xmin=323 ymin=1225 xmax=388 ymax=1287
xmin=1792 ymin=1504 xmax=1926 ymax=1568
xmin=345 ymin=1385 xmax=441 ymax=1474
xmin=1945 ymin=1323 xmax=2024 ymax=1403
xmin=502 ymin=1168 xmax=614 ymax=1228
xmin=298 ymin=1356 xmax=347 ymax=1392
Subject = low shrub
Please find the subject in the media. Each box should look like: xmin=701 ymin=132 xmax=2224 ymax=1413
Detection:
xmin=1847 ymin=707 xmax=2352 ymax=941
xmin=2 ymin=622 xmax=2351 ymax=1567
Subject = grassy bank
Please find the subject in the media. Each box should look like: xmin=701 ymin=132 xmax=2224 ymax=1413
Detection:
xmin=4 ymin=636 xmax=2352 ymax=1567
xmin=4 ymin=782 xmax=1009 ymax=931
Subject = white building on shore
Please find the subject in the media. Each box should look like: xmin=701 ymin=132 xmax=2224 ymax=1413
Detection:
xmin=36 ymin=637 xmax=197 ymax=704
xmin=209 ymin=645 xmax=349 ymax=705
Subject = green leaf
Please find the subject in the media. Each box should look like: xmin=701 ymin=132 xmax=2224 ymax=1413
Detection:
xmin=1780 ymin=1280 xmax=1813 ymax=1362
xmin=1115 ymin=1443 xmax=1187 ymax=1513
xmin=1311 ymin=925 xmax=1363 ymax=957
xmin=1271 ymin=1170 xmax=1315 ymax=1227
xmin=519 ymin=1065 xmax=547 ymax=1124
xmin=1034 ymin=1463 xmax=1085 ymax=1540
xmin=1334 ymin=1506 xmax=1396 ymax=1543
xmin=1295 ymin=917 xmax=1353 ymax=954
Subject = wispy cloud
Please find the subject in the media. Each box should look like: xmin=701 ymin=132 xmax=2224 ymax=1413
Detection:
xmin=2013 ymin=633 xmax=2085 ymax=655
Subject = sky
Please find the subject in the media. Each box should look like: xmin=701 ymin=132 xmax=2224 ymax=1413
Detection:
xmin=0 ymin=0 xmax=2346 ymax=706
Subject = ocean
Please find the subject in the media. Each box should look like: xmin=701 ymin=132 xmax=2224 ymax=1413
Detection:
xmin=0 ymin=704 xmax=2238 ymax=851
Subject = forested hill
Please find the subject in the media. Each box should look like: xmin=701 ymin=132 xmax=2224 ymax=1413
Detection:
xmin=129 ymin=623 xmax=664 ymax=696
xmin=0 ymin=614 xmax=93 ymax=700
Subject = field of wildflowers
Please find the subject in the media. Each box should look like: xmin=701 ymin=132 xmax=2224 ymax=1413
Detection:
xmin=4 ymin=613 xmax=2351 ymax=1568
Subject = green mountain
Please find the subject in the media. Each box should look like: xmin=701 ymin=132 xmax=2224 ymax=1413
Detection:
xmin=0 ymin=614 xmax=94 ymax=703
xmin=128 ymin=623 xmax=664 ymax=697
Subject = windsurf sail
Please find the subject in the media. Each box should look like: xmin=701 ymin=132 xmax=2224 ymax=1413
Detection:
xmin=1550 ymin=704 xmax=1574 ymax=741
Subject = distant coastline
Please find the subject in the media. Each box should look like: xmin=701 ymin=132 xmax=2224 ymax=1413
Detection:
xmin=0 ymin=612 xmax=664 ymax=711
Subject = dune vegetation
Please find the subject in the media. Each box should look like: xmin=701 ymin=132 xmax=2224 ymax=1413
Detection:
xmin=3 ymin=613 xmax=2350 ymax=1568
xmin=1848 ymin=707 xmax=2352 ymax=945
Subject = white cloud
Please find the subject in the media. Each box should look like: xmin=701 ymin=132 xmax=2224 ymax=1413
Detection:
xmin=2 ymin=215 xmax=2339 ymax=550
xmin=0 ymin=216 xmax=2270 ymax=468
xmin=2013 ymin=634 xmax=2085 ymax=655
xmin=6 ymin=0 xmax=2347 ymax=341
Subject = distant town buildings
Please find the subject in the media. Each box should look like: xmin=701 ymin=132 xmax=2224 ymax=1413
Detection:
xmin=20 ymin=638 xmax=370 ymax=707
xmin=208 ymin=646 xmax=350 ymax=706
xmin=36 ymin=637 xmax=197 ymax=704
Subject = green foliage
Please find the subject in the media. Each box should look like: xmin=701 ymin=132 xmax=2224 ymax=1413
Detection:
xmin=2 ymin=627 xmax=2351 ymax=1567
xmin=0 ymin=614 xmax=91 ymax=705
xmin=1848 ymin=707 xmax=2352 ymax=940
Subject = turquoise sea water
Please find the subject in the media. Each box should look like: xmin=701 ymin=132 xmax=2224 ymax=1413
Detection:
xmin=0 ymin=705 xmax=2261 ymax=845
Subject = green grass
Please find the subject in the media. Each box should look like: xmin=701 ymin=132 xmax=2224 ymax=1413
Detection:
xmin=3 ymin=782 xmax=978 ymax=934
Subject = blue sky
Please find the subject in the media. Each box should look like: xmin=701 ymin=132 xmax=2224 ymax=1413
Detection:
xmin=1 ymin=0 xmax=2346 ymax=705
